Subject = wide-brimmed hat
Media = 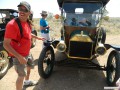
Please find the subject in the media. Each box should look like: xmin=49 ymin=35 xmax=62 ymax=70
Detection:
xmin=40 ymin=11 xmax=48 ymax=15
xmin=17 ymin=1 xmax=31 ymax=11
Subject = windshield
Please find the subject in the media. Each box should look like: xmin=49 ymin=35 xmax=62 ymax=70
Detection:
xmin=0 ymin=11 xmax=8 ymax=24
xmin=0 ymin=11 xmax=18 ymax=24
xmin=62 ymin=2 xmax=103 ymax=27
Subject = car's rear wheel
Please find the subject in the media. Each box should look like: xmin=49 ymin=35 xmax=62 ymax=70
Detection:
xmin=38 ymin=46 xmax=55 ymax=79
xmin=106 ymin=50 xmax=120 ymax=86
xmin=0 ymin=50 xmax=10 ymax=79
xmin=31 ymin=30 xmax=37 ymax=48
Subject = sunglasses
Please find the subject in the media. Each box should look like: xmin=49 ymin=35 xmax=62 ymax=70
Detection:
xmin=18 ymin=7 xmax=29 ymax=13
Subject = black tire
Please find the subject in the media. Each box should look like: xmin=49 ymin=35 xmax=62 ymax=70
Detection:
xmin=38 ymin=46 xmax=55 ymax=79
xmin=0 ymin=50 xmax=10 ymax=79
xmin=99 ymin=27 xmax=106 ymax=44
xmin=60 ymin=28 xmax=64 ymax=40
xmin=31 ymin=30 xmax=37 ymax=48
xmin=106 ymin=50 xmax=120 ymax=86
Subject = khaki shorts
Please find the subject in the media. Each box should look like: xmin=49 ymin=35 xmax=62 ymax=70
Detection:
xmin=13 ymin=54 xmax=34 ymax=77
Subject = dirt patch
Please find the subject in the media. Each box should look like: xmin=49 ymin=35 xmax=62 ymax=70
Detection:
xmin=0 ymin=35 xmax=120 ymax=90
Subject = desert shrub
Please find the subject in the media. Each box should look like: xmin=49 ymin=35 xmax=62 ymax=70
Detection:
xmin=101 ymin=17 xmax=120 ymax=34
xmin=103 ymin=16 xmax=109 ymax=21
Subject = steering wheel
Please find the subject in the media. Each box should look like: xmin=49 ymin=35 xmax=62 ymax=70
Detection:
xmin=86 ymin=20 xmax=92 ymax=26
xmin=79 ymin=20 xmax=92 ymax=27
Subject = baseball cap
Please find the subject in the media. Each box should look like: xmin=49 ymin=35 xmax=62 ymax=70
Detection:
xmin=17 ymin=1 xmax=31 ymax=11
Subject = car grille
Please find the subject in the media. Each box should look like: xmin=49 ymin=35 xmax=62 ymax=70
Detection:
xmin=68 ymin=41 xmax=93 ymax=59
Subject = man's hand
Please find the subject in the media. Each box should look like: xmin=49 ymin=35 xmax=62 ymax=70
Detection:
xmin=17 ymin=56 xmax=27 ymax=64
xmin=46 ymin=26 xmax=50 ymax=29
xmin=38 ymin=37 xmax=46 ymax=41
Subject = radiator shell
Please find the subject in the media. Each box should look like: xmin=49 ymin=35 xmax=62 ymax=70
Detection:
xmin=68 ymin=34 xmax=93 ymax=59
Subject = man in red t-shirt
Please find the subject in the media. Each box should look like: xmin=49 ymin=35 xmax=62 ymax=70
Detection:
xmin=3 ymin=1 xmax=45 ymax=90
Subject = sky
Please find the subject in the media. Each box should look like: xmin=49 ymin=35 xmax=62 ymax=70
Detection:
xmin=0 ymin=0 xmax=120 ymax=18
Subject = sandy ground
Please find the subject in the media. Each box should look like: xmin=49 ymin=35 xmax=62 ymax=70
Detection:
xmin=0 ymin=35 xmax=120 ymax=90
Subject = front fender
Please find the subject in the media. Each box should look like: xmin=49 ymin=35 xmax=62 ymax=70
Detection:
xmin=52 ymin=40 xmax=60 ymax=48
xmin=105 ymin=44 xmax=120 ymax=51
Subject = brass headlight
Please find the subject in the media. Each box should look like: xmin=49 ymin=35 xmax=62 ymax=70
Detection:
xmin=95 ymin=43 xmax=106 ymax=55
xmin=56 ymin=41 xmax=66 ymax=52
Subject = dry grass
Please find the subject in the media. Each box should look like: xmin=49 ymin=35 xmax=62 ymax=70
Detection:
xmin=101 ymin=17 xmax=120 ymax=35
xmin=32 ymin=18 xmax=62 ymax=38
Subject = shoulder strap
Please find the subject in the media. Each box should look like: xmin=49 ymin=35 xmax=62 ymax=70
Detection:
xmin=15 ymin=17 xmax=23 ymax=38
xmin=27 ymin=19 xmax=32 ymax=30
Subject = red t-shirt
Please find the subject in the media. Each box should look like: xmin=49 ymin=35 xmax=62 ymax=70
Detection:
xmin=4 ymin=19 xmax=31 ymax=57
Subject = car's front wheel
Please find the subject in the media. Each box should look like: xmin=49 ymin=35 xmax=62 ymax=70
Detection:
xmin=106 ymin=50 xmax=120 ymax=86
xmin=38 ymin=46 xmax=55 ymax=79
xmin=31 ymin=30 xmax=37 ymax=48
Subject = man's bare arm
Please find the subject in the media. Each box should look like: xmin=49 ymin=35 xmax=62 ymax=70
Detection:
xmin=3 ymin=38 xmax=27 ymax=64
xmin=31 ymin=33 xmax=45 ymax=40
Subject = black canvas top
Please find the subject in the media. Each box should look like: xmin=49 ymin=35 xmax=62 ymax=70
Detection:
xmin=57 ymin=0 xmax=110 ymax=7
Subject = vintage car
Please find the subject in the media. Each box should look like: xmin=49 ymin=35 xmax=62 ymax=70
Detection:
xmin=0 ymin=9 xmax=37 ymax=79
xmin=38 ymin=0 xmax=120 ymax=86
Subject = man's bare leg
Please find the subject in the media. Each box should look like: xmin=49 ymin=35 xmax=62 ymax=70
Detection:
xmin=16 ymin=76 xmax=24 ymax=90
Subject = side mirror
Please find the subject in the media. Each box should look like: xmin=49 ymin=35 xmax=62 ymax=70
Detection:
xmin=54 ymin=14 xmax=60 ymax=19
